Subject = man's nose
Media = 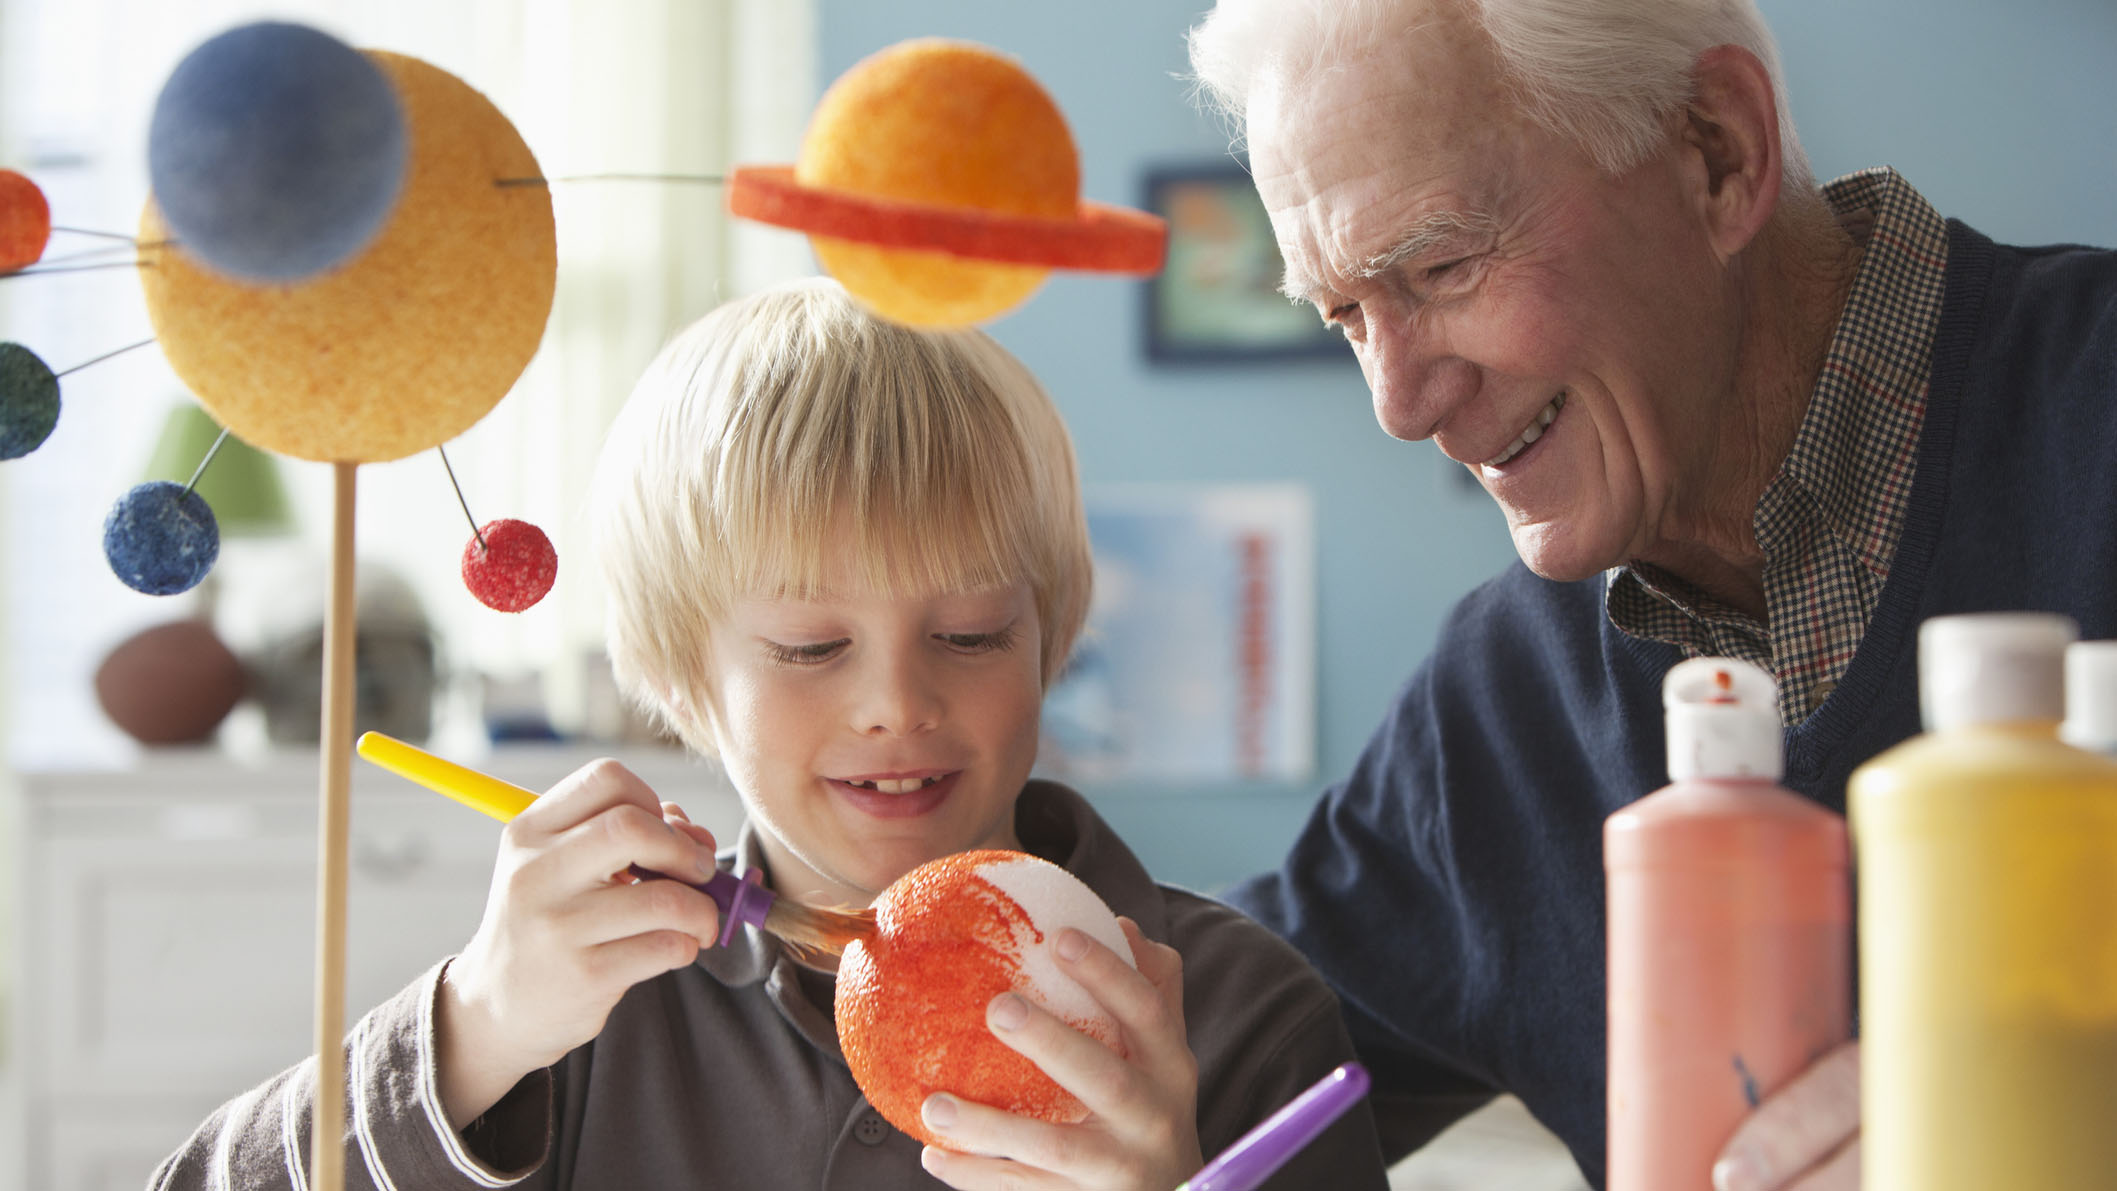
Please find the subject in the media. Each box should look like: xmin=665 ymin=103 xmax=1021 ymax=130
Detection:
xmin=1363 ymin=309 xmax=1477 ymax=442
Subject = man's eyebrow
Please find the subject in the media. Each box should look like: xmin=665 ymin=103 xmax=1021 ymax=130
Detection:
xmin=1280 ymin=208 xmax=1499 ymax=306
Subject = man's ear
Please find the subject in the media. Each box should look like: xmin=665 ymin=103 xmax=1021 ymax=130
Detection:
xmin=1680 ymin=44 xmax=1783 ymax=259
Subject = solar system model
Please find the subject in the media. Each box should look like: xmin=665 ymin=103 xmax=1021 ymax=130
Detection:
xmin=0 ymin=21 xmax=1164 ymax=1191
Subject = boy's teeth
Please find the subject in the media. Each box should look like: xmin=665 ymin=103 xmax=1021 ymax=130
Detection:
xmin=847 ymin=776 xmax=942 ymax=794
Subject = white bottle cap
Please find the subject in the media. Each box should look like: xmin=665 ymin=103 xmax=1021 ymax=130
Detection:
xmin=1918 ymin=613 xmax=2075 ymax=731
xmin=1663 ymin=657 xmax=1782 ymax=781
xmin=2061 ymin=640 xmax=2117 ymax=752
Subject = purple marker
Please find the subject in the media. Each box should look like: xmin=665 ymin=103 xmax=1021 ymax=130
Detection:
xmin=1176 ymin=1062 xmax=1371 ymax=1191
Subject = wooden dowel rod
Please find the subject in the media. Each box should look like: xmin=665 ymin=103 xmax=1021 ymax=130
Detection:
xmin=311 ymin=461 xmax=358 ymax=1191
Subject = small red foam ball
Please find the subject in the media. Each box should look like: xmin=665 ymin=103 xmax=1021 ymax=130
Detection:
xmin=461 ymin=518 xmax=555 ymax=612
xmin=836 ymin=849 xmax=1133 ymax=1148
xmin=0 ymin=170 xmax=51 ymax=272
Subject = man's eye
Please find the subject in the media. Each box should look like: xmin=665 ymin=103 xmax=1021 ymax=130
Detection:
xmin=1326 ymin=302 xmax=1362 ymax=327
xmin=1325 ymin=302 xmax=1365 ymax=340
xmin=1424 ymin=257 xmax=1471 ymax=281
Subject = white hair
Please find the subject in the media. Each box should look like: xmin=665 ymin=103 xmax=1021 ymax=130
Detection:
xmin=1187 ymin=0 xmax=1815 ymax=198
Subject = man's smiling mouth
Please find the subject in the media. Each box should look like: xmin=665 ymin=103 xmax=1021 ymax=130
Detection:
xmin=1482 ymin=390 xmax=1566 ymax=472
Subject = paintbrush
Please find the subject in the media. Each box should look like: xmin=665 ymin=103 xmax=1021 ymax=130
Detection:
xmin=355 ymin=731 xmax=875 ymax=957
xmin=1176 ymin=1062 xmax=1371 ymax=1191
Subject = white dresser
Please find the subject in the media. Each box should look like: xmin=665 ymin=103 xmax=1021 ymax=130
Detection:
xmin=4 ymin=746 xmax=743 ymax=1191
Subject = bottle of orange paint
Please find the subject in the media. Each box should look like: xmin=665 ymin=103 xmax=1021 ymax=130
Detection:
xmin=1852 ymin=614 xmax=2117 ymax=1189
xmin=1605 ymin=658 xmax=1851 ymax=1191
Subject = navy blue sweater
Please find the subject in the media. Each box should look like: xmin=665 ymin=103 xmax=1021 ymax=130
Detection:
xmin=1226 ymin=220 xmax=2117 ymax=1187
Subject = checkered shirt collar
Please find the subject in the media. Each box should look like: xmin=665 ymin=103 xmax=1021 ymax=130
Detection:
xmin=1605 ymin=168 xmax=1949 ymax=716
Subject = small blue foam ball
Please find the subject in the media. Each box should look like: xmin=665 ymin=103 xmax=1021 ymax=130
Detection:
xmin=148 ymin=21 xmax=407 ymax=283
xmin=0 ymin=341 xmax=58 ymax=460
xmin=104 ymin=481 xmax=222 ymax=596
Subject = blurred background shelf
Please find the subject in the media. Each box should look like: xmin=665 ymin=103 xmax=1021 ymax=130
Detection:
xmin=2 ymin=744 xmax=736 ymax=1191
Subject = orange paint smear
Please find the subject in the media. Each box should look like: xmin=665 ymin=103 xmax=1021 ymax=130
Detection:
xmin=729 ymin=165 xmax=1166 ymax=275
xmin=838 ymin=849 xmax=1106 ymax=1148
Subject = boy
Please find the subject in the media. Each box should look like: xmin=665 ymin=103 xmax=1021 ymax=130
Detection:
xmin=151 ymin=279 xmax=1387 ymax=1190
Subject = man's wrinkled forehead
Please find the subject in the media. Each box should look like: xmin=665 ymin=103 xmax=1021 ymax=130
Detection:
xmin=1244 ymin=6 xmax=1520 ymax=301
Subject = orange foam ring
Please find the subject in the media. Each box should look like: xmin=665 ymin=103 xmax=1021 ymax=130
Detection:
xmin=729 ymin=165 xmax=1166 ymax=276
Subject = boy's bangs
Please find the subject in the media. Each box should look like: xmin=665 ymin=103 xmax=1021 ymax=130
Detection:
xmin=721 ymin=453 xmax=1038 ymax=604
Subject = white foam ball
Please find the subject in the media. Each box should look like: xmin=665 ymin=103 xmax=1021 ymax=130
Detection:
xmin=976 ymin=853 xmax=1136 ymax=1026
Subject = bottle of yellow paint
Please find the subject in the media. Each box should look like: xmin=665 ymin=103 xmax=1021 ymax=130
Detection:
xmin=1851 ymin=613 xmax=2117 ymax=1189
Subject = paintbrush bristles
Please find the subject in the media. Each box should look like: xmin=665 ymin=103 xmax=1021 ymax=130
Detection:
xmin=764 ymin=901 xmax=877 ymax=959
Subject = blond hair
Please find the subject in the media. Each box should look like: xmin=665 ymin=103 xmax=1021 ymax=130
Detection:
xmin=589 ymin=278 xmax=1092 ymax=755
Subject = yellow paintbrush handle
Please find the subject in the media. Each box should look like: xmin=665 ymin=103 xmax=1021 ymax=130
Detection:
xmin=355 ymin=731 xmax=537 ymax=822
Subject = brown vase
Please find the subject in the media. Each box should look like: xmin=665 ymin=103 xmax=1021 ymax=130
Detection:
xmin=93 ymin=619 xmax=247 ymax=745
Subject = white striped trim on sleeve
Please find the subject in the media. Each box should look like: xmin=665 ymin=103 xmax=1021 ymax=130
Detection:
xmin=350 ymin=1013 xmax=402 ymax=1191
xmin=210 ymin=1083 xmax=271 ymax=1191
xmin=280 ymin=1057 xmax=314 ymax=1191
xmin=415 ymin=963 xmax=522 ymax=1187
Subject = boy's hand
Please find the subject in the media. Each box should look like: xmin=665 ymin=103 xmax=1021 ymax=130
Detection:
xmin=917 ymin=917 xmax=1204 ymax=1191
xmin=436 ymin=759 xmax=723 ymax=1127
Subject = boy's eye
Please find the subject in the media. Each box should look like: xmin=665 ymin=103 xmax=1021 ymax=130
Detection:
xmin=937 ymin=625 xmax=1019 ymax=654
xmin=763 ymin=638 xmax=848 ymax=665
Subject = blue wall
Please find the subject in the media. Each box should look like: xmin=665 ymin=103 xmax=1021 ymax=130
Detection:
xmin=817 ymin=0 xmax=2117 ymax=890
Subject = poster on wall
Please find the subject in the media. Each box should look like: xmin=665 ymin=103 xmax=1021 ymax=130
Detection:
xmin=1039 ymin=483 xmax=1315 ymax=785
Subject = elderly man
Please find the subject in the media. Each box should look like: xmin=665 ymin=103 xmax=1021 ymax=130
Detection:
xmin=1188 ymin=0 xmax=2117 ymax=1188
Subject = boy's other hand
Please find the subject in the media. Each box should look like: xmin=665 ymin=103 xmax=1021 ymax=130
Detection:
xmin=436 ymin=759 xmax=723 ymax=1128
xmin=917 ymin=916 xmax=1204 ymax=1191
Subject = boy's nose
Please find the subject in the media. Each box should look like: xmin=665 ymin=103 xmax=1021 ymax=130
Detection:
xmin=855 ymin=660 xmax=941 ymax=737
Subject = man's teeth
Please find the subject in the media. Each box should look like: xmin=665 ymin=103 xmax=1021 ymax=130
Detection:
xmin=1482 ymin=391 xmax=1566 ymax=470
xmin=845 ymin=776 xmax=944 ymax=794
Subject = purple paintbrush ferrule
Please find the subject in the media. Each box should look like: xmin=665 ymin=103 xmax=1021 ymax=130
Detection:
xmin=700 ymin=868 xmax=773 ymax=949
xmin=1177 ymin=1062 xmax=1371 ymax=1191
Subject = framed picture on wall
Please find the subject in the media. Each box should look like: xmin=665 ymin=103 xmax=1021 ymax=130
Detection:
xmin=1038 ymin=483 xmax=1315 ymax=785
xmin=1140 ymin=161 xmax=1351 ymax=365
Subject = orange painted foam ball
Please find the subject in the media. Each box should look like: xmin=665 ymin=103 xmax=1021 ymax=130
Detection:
xmin=0 ymin=170 xmax=50 ymax=272
xmin=796 ymin=40 xmax=1078 ymax=327
xmin=138 ymin=51 xmax=555 ymax=463
xmin=836 ymin=849 xmax=1134 ymax=1148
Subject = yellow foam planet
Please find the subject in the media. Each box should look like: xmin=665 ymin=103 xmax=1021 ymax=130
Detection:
xmin=138 ymin=51 xmax=556 ymax=463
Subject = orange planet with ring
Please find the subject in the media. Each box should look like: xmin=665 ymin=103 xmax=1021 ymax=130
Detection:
xmin=729 ymin=39 xmax=1165 ymax=327
xmin=138 ymin=51 xmax=556 ymax=464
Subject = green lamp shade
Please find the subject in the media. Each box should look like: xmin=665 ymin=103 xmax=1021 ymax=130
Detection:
xmin=142 ymin=402 xmax=292 ymax=535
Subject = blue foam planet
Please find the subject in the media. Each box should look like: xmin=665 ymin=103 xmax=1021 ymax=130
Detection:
xmin=103 ymin=482 xmax=222 ymax=596
xmin=0 ymin=341 xmax=58 ymax=460
xmin=148 ymin=21 xmax=407 ymax=283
